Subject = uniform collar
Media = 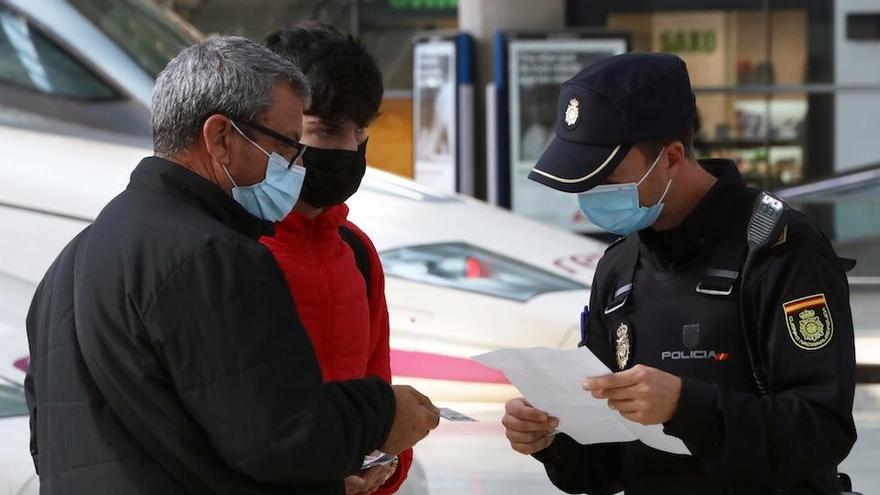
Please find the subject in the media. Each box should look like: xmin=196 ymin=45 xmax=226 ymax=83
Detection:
xmin=639 ymin=159 xmax=745 ymax=263
xmin=127 ymin=156 xmax=274 ymax=239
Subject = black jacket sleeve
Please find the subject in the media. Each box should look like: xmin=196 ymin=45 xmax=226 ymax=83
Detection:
xmin=141 ymin=239 xmax=395 ymax=485
xmin=663 ymin=220 xmax=857 ymax=485
xmin=531 ymin=267 xmax=624 ymax=495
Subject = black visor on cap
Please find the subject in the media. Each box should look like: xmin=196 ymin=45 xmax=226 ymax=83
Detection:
xmin=529 ymin=139 xmax=632 ymax=194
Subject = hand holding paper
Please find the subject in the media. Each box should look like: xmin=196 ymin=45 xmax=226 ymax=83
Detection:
xmin=502 ymin=397 xmax=559 ymax=455
xmin=585 ymin=364 xmax=683 ymax=426
xmin=473 ymin=347 xmax=690 ymax=456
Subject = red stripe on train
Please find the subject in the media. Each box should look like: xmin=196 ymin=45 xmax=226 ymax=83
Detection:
xmin=14 ymin=357 xmax=28 ymax=372
xmin=390 ymin=350 xmax=509 ymax=384
xmin=11 ymin=352 xmax=508 ymax=385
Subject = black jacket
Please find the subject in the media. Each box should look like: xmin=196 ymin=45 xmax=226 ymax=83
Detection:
xmin=535 ymin=160 xmax=856 ymax=494
xmin=25 ymin=157 xmax=395 ymax=494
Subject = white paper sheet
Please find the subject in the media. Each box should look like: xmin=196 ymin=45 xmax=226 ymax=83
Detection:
xmin=473 ymin=347 xmax=691 ymax=456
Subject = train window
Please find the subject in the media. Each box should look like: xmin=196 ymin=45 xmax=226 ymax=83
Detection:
xmin=381 ymin=242 xmax=585 ymax=302
xmin=0 ymin=7 xmax=117 ymax=100
xmin=68 ymin=0 xmax=200 ymax=80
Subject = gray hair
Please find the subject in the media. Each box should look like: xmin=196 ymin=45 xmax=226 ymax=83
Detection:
xmin=151 ymin=35 xmax=310 ymax=156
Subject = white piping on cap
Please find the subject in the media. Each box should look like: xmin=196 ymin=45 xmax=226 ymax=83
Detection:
xmin=530 ymin=144 xmax=622 ymax=184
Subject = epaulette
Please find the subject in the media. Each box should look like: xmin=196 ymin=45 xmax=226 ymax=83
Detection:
xmin=769 ymin=224 xmax=789 ymax=248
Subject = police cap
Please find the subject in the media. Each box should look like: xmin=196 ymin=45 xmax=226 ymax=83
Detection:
xmin=529 ymin=52 xmax=696 ymax=193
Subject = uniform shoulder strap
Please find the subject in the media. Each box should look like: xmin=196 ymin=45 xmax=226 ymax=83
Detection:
xmin=602 ymin=234 xmax=640 ymax=316
xmin=694 ymin=191 xmax=758 ymax=297
xmin=338 ymin=225 xmax=373 ymax=301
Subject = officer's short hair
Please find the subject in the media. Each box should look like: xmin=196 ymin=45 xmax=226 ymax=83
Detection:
xmin=636 ymin=125 xmax=696 ymax=161
xmin=151 ymin=36 xmax=311 ymax=157
xmin=265 ymin=23 xmax=384 ymax=128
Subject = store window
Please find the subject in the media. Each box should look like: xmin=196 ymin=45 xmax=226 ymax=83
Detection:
xmin=604 ymin=8 xmax=815 ymax=190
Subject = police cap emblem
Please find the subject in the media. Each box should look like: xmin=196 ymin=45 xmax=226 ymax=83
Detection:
xmin=615 ymin=322 xmax=631 ymax=370
xmin=564 ymin=97 xmax=580 ymax=129
xmin=783 ymin=293 xmax=833 ymax=350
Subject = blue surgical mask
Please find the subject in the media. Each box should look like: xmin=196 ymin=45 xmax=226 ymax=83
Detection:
xmin=222 ymin=122 xmax=306 ymax=222
xmin=577 ymin=148 xmax=672 ymax=236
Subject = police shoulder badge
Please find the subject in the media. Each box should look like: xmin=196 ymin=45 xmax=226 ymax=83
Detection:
xmin=771 ymin=225 xmax=789 ymax=248
xmin=564 ymin=97 xmax=580 ymax=128
xmin=783 ymin=293 xmax=833 ymax=350
xmin=615 ymin=322 xmax=632 ymax=370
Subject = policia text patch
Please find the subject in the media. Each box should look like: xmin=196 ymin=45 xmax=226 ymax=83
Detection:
xmin=783 ymin=293 xmax=833 ymax=350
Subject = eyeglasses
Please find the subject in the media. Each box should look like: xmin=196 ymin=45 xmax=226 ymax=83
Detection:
xmin=234 ymin=119 xmax=306 ymax=167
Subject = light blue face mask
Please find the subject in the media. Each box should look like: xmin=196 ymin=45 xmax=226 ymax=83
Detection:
xmin=577 ymin=147 xmax=672 ymax=236
xmin=222 ymin=121 xmax=306 ymax=222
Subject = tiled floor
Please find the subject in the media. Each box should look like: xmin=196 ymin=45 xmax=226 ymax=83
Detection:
xmin=415 ymin=386 xmax=880 ymax=494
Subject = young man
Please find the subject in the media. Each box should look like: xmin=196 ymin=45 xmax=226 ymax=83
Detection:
xmin=263 ymin=24 xmax=413 ymax=495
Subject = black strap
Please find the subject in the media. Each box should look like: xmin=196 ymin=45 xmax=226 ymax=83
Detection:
xmin=695 ymin=189 xmax=757 ymax=298
xmin=739 ymin=194 xmax=777 ymax=396
xmin=695 ymin=237 xmax=747 ymax=297
xmin=739 ymin=253 xmax=771 ymax=395
xmin=603 ymin=235 xmax=640 ymax=315
xmin=339 ymin=225 xmax=373 ymax=301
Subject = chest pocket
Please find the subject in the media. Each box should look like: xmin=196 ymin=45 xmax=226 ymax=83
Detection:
xmin=600 ymin=234 xmax=757 ymax=394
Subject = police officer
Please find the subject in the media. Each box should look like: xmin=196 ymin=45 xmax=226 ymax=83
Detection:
xmin=501 ymin=53 xmax=857 ymax=494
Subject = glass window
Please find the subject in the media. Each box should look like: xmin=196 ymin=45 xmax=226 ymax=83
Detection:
xmin=0 ymin=7 xmax=117 ymax=100
xmin=608 ymin=9 xmax=807 ymax=87
xmin=694 ymin=91 xmax=809 ymax=189
xmin=0 ymin=379 xmax=27 ymax=419
xmin=69 ymin=0 xmax=201 ymax=79
xmin=607 ymin=9 xmax=814 ymax=190
xmin=381 ymin=243 xmax=586 ymax=302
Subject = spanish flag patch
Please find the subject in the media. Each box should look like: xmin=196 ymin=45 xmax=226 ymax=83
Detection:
xmin=783 ymin=293 xmax=833 ymax=350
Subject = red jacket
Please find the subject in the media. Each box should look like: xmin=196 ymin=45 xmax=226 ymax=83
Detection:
xmin=262 ymin=204 xmax=412 ymax=494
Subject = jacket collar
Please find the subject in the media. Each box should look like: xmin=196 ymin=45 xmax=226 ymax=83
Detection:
xmin=127 ymin=156 xmax=274 ymax=239
xmin=639 ymin=159 xmax=746 ymax=263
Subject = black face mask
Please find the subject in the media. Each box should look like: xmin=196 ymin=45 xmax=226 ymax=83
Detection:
xmin=299 ymin=140 xmax=368 ymax=208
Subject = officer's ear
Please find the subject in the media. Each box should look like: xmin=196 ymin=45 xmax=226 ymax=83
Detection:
xmin=663 ymin=140 xmax=688 ymax=178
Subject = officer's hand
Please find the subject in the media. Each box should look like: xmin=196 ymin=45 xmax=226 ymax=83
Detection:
xmin=381 ymin=385 xmax=440 ymax=455
xmin=502 ymin=397 xmax=559 ymax=455
xmin=584 ymin=364 xmax=682 ymax=425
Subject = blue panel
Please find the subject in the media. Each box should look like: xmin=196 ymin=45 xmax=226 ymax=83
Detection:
xmin=494 ymin=31 xmax=511 ymax=208
xmin=456 ymin=33 xmax=474 ymax=85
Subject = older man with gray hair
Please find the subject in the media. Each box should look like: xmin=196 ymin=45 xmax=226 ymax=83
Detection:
xmin=25 ymin=36 xmax=439 ymax=494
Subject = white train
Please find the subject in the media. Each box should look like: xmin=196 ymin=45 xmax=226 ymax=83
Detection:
xmin=0 ymin=0 xmax=605 ymax=491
